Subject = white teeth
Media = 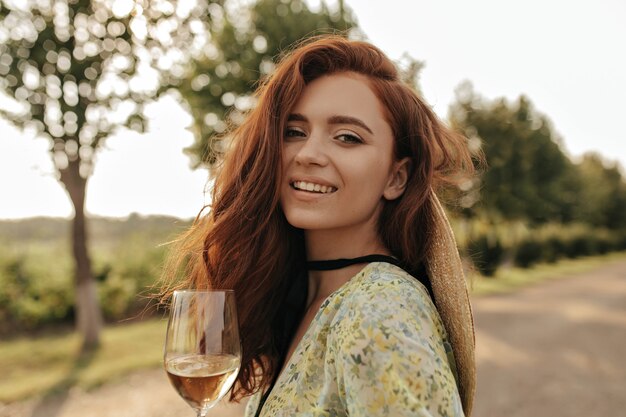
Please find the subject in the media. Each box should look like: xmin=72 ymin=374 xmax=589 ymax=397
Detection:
xmin=293 ymin=181 xmax=335 ymax=194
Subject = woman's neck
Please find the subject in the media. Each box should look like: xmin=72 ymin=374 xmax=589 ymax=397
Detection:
xmin=304 ymin=228 xmax=390 ymax=305
xmin=304 ymin=226 xmax=389 ymax=260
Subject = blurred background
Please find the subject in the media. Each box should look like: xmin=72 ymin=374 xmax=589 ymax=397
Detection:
xmin=1 ymin=0 xmax=625 ymax=416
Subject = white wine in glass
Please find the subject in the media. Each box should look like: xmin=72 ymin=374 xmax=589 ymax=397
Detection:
xmin=164 ymin=290 xmax=241 ymax=417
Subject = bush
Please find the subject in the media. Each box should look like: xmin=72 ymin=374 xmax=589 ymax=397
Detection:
xmin=543 ymin=236 xmax=566 ymax=263
xmin=523 ymin=226 xmax=622 ymax=262
xmin=617 ymin=233 xmax=626 ymax=250
xmin=97 ymin=235 xmax=166 ymax=320
xmin=0 ymin=250 xmax=74 ymax=333
xmin=459 ymin=222 xmax=626 ymax=276
xmin=513 ymin=238 xmax=543 ymax=268
xmin=564 ymin=235 xmax=595 ymax=258
xmin=467 ymin=234 xmax=504 ymax=277
xmin=0 ymin=226 xmax=171 ymax=336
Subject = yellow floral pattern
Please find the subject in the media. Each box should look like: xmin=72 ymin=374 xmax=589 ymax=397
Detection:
xmin=245 ymin=262 xmax=464 ymax=417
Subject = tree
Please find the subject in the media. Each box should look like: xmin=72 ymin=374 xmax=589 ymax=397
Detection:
xmin=0 ymin=0 xmax=204 ymax=349
xmin=449 ymin=82 xmax=579 ymax=223
xmin=177 ymin=0 xmax=357 ymax=168
xmin=574 ymin=153 xmax=626 ymax=229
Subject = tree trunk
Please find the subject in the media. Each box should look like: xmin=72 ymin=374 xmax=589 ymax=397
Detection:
xmin=59 ymin=158 xmax=103 ymax=351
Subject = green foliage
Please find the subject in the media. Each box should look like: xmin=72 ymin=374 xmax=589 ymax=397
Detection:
xmin=0 ymin=215 xmax=184 ymax=335
xmin=449 ymin=83 xmax=626 ymax=229
xmin=0 ymin=245 xmax=74 ymax=332
xmin=178 ymin=0 xmax=357 ymax=167
xmin=457 ymin=216 xmax=626 ymax=276
xmin=536 ymin=225 xmax=622 ymax=261
xmin=2 ymin=0 xmax=141 ymax=171
xmin=542 ymin=236 xmax=565 ymax=263
xmin=450 ymin=83 xmax=580 ymax=223
xmin=513 ymin=238 xmax=543 ymax=268
xmin=466 ymin=234 xmax=504 ymax=277
xmin=96 ymin=234 xmax=167 ymax=319
xmin=0 ymin=0 xmax=209 ymax=147
xmin=572 ymin=153 xmax=626 ymax=229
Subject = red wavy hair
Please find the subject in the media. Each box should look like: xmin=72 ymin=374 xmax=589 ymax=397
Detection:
xmin=161 ymin=35 xmax=474 ymax=401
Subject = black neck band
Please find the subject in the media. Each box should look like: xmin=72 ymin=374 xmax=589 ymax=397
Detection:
xmin=306 ymin=254 xmax=401 ymax=271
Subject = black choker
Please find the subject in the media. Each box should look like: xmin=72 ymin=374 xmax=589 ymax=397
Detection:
xmin=306 ymin=254 xmax=401 ymax=271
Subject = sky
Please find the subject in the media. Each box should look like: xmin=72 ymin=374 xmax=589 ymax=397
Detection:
xmin=1 ymin=0 xmax=625 ymax=220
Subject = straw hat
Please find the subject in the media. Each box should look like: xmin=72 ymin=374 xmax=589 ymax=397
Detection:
xmin=425 ymin=193 xmax=476 ymax=416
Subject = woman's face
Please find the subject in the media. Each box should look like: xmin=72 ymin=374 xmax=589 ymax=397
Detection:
xmin=280 ymin=72 xmax=408 ymax=236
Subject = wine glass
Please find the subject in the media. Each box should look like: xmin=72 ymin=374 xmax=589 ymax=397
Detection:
xmin=164 ymin=290 xmax=241 ymax=417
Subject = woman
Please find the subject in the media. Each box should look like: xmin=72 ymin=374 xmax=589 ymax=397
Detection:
xmin=163 ymin=35 xmax=477 ymax=416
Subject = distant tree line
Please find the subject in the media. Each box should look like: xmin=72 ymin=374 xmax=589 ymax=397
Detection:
xmin=0 ymin=213 xmax=189 ymax=241
xmin=450 ymin=82 xmax=626 ymax=229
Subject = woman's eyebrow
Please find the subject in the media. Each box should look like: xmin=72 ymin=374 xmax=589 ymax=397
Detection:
xmin=287 ymin=113 xmax=307 ymax=122
xmin=287 ymin=113 xmax=373 ymax=134
xmin=328 ymin=115 xmax=373 ymax=134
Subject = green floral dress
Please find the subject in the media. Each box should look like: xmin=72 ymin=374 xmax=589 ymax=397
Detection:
xmin=245 ymin=262 xmax=464 ymax=417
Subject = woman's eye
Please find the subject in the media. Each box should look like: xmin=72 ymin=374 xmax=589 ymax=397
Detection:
xmin=284 ymin=127 xmax=306 ymax=138
xmin=336 ymin=133 xmax=363 ymax=144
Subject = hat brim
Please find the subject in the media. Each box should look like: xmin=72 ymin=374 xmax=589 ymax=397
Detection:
xmin=425 ymin=193 xmax=476 ymax=416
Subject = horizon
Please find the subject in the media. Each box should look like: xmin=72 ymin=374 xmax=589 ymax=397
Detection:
xmin=0 ymin=212 xmax=196 ymax=221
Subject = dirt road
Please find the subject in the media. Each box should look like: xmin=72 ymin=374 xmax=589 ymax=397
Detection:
xmin=2 ymin=260 xmax=625 ymax=417
xmin=472 ymin=259 xmax=626 ymax=417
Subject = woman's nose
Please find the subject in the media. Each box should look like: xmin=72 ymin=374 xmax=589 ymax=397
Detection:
xmin=293 ymin=134 xmax=329 ymax=166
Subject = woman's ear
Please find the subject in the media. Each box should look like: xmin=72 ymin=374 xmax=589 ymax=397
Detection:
xmin=383 ymin=157 xmax=411 ymax=200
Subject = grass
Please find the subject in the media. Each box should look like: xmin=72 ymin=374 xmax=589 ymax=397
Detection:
xmin=470 ymin=250 xmax=626 ymax=296
xmin=0 ymin=318 xmax=168 ymax=403
xmin=2 ymin=250 xmax=626 ymax=404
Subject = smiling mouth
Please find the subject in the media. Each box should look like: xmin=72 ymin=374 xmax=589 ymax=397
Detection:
xmin=291 ymin=181 xmax=337 ymax=194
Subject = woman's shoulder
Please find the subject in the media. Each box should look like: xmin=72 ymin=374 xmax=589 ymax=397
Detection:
xmin=326 ymin=262 xmax=463 ymax=417
xmin=345 ymin=261 xmax=432 ymax=307
xmin=334 ymin=261 xmax=441 ymax=330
